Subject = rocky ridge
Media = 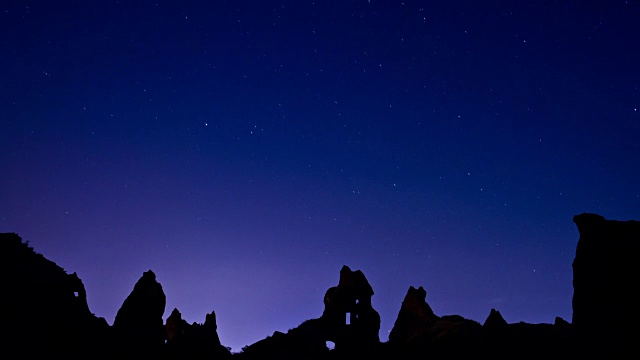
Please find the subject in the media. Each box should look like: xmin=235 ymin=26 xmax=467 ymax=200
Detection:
xmin=1 ymin=212 xmax=636 ymax=358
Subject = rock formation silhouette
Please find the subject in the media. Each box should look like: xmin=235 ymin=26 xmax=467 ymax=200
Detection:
xmin=388 ymin=285 xmax=439 ymax=344
xmin=0 ymin=233 xmax=110 ymax=357
xmin=240 ymin=265 xmax=381 ymax=359
xmin=572 ymin=213 xmax=639 ymax=356
xmin=165 ymin=307 xmax=231 ymax=359
xmin=483 ymin=308 xmax=507 ymax=328
xmin=386 ymin=287 xmax=484 ymax=358
xmin=1 ymin=212 xmax=636 ymax=358
xmin=113 ymin=269 xmax=166 ymax=356
xmin=321 ymin=265 xmax=381 ymax=350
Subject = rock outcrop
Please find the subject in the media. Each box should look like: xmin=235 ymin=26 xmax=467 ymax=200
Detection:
xmin=165 ymin=308 xmax=231 ymax=359
xmin=321 ymin=265 xmax=381 ymax=350
xmin=0 ymin=233 xmax=110 ymax=357
xmin=240 ymin=265 xmax=381 ymax=359
xmin=388 ymin=285 xmax=439 ymax=344
xmin=386 ymin=286 xmax=483 ymax=357
xmin=113 ymin=270 xmax=166 ymax=356
xmin=3 ymin=212 xmax=638 ymax=358
xmin=483 ymin=308 xmax=507 ymax=328
xmin=572 ymin=213 xmax=639 ymax=355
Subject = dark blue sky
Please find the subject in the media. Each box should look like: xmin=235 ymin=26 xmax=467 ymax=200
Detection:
xmin=2 ymin=0 xmax=639 ymax=352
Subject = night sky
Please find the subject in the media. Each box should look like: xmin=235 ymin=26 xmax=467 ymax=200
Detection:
xmin=2 ymin=0 xmax=639 ymax=352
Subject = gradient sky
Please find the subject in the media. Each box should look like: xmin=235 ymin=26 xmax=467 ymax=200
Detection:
xmin=1 ymin=0 xmax=639 ymax=352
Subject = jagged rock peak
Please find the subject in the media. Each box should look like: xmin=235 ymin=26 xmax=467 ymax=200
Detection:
xmin=334 ymin=265 xmax=375 ymax=299
xmin=165 ymin=307 xmax=227 ymax=359
xmin=113 ymin=269 xmax=166 ymax=355
xmin=483 ymin=308 xmax=507 ymax=328
xmin=388 ymin=285 xmax=439 ymax=344
xmin=166 ymin=308 xmax=186 ymax=342
xmin=205 ymin=310 xmax=218 ymax=330
xmin=115 ymin=269 xmax=166 ymax=321
xmin=169 ymin=307 xmax=182 ymax=319
xmin=140 ymin=269 xmax=157 ymax=283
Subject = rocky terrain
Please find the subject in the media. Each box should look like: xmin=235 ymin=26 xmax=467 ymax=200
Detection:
xmin=1 ymin=213 xmax=637 ymax=358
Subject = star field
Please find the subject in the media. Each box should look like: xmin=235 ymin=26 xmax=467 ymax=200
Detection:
xmin=1 ymin=0 xmax=639 ymax=352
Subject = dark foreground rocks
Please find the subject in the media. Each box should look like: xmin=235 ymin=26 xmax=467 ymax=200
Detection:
xmin=1 ymin=212 xmax=637 ymax=358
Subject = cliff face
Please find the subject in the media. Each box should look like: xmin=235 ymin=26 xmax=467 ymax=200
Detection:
xmin=572 ymin=213 xmax=639 ymax=353
xmin=0 ymin=233 xmax=229 ymax=358
xmin=0 ymin=233 xmax=110 ymax=357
